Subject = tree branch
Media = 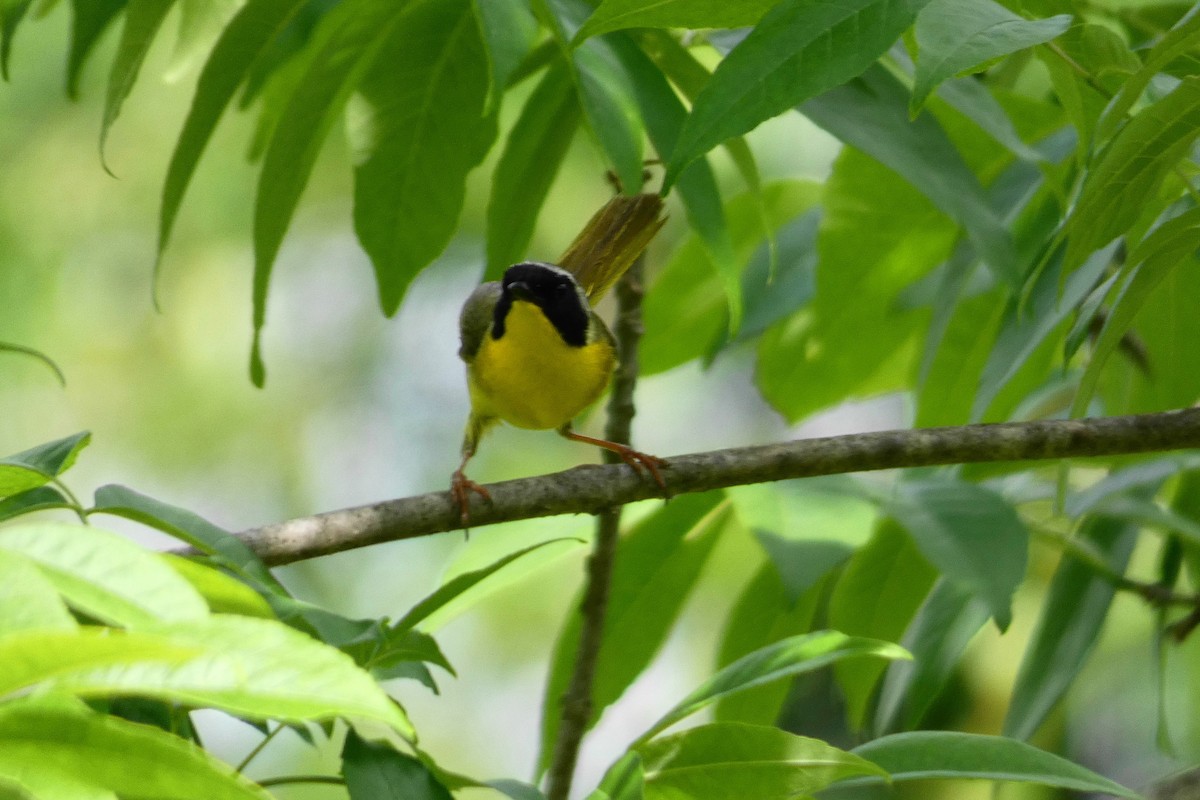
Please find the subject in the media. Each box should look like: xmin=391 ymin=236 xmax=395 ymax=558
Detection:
xmin=544 ymin=256 xmax=645 ymax=800
xmin=230 ymin=407 xmax=1200 ymax=567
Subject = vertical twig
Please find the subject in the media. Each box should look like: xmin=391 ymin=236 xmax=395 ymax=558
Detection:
xmin=544 ymin=255 xmax=646 ymax=800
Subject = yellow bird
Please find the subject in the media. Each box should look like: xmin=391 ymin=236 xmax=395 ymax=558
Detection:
xmin=451 ymin=193 xmax=668 ymax=521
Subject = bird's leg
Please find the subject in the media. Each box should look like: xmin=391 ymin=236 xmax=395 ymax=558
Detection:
xmin=559 ymin=425 xmax=668 ymax=490
xmin=450 ymin=417 xmax=493 ymax=526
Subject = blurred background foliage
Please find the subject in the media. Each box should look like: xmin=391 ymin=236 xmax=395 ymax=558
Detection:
xmin=2 ymin=0 xmax=1200 ymax=798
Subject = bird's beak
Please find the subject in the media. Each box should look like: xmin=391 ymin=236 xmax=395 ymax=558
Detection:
xmin=507 ymin=280 xmax=534 ymax=301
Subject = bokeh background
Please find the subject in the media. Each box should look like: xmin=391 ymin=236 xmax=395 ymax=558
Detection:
xmin=0 ymin=4 xmax=1195 ymax=798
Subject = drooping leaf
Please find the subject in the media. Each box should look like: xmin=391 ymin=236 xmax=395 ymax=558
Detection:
xmin=158 ymin=554 xmax=275 ymax=619
xmin=157 ymin=0 xmax=308 ymax=275
xmin=0 ymin=694 xmax=272 ymax=800
xmin=0 ymin=486 xmax=71 ymax=523
xmin=889 ymin=477 xmax=1028 ymax=631
xmin=0 ymin=551 xmax=76 ymax=635
xmin=538 ymin=493 xmax=729 ymax=775
xmin=829 ymin=518 xmax=938 ymax=729
xmin=639 ymin=723 xmax=887 ymax=800
xmin=100 ymin=0 xmax=179 ymax=165
xmin=472 ymin=0 xmax=538 ymax=111
xmin=1064 ymin=76 xmax=1200 ymax=273
xmin=851 ymin=731 xmax=1142 ymax=798
xmin=0 ymin=341 xmax=66 ymax=386
xmin=342 ymin=732 xmax=452 ymax=800
xmin=0 ymin=431 xmax=90 ymax=498
xmin=485 ymin=60 xmax=581 ymax=279
xmin=575 ymin=0 xmax=780 ymax=43
xmin=1003 ymin=508 xmax=1145 ymax=740
xmin=0 ymin=0 xmax=32 ymax=79
xmin=351 ymin=0 xmax=496 ymax=315
xmin=665 ymin=0 xmax=934 ymax=186
xmin=638 ymin=631 xmax=909 ymax=744
xmin=911 ymin=0 xmax=1071 ymax=113
xmin=251 ymin=0 xmax=411 ymax=385
xmin=0 ymin=522 xmax=209 ymax=627
xmin=571 ymin=37 xmax=644 ymax=194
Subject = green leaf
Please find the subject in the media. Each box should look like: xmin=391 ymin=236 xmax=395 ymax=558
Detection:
xmin=538 ymin=493 xmax=729 ymax=775
xmin=158 ymin=554 xmax=275 ymax=619
xmin=933 ymin=75 xmax=1044 ymax=163
xmin=0 ymin=551 xmax=76 ymax=635
xmin=0 ymin=486 xmax=71 ymax=523
xmin=394 ymin=538 xmax=580 ymax=633
xmin=0 ymin=431 xmax=90 ymax=498
xmin=575 ymin=0 xmax=779 ymax=42
xmin=639 ymin=722 xmax=887 ymax=800
xmin=0 ymin=341 xmax=66 ymax=386
xmin=4 ymin=616 xmax=414 ymax=736
xmin=1072 ymin=205 xmax=1200 ymax=416
xmin=571 ymin=36 xmax=645 ymax=194
xmin=485 ymin=60 xmax=581 ymax=279
xmin=874 ymin=578 xmax=990 ymax=734
xmin=251 ymin=0 xmax=411 ymax=385
xmin=911 ymin=0 xmax=1070 ymax=113
xmin=594 ymin=753 xmax=643 ymax=800
xmin=0 ymin=694 xmax=272 ymax=800
xmin=342 ymin=732 xmax=452 ymax=800
xmin=473 ymin=0 xmax=538 ymax=111
xmin=801 ymin=64 xmax=1018 ymax=284
xmin=829 ymin=518 xmax=938 ymax=729
xmin=642 ymin=180 xmax=820 ymax=376
xmin=851 ymin=731 xmax=1143 ymax=798
xmin=1040 ymin=23 xmax=1138 ymax=156
xmin=889 ymin=477 xmax=1028 ymax=631
xmin=638 ymin=631 xmax=909 ymax=744
xmin=157 ymin=0 xmax=308 ymax=277
xmin=665 ymin=0 xmax=934 ymax=187
xmin=1003 ymin=508 xmax=1144 ymax=740
xmin=0 ymin=0 xmax=31 ymax=79
xmin=165 ymin=0 xmax=243 ymax=81
xmin=351 ymin=0 xmax=495 ymax=315
xmin=1064 ymin=77 xmax=1200 ymax=273
xmin=754 ymin=533 xmax=854 ymax=606
xmin=0 ymin=522 xmax=209 ymax=627
xmin=100 ymin=0 xmax=179 ymax=166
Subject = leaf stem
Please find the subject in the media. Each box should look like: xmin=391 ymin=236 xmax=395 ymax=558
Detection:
xmin=257 ymin=774 xmax=345 ymax=789
xmin=237 ymin=724 xmax=282 ymax=774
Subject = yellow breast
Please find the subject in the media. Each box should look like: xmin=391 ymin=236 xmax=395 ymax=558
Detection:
xmin=469 ymin=300 xmax=615 ymax=430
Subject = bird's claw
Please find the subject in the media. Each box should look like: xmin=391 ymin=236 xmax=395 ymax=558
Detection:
xmin=450 ymin=469 xmax=491 ymax=527
xmin=611 ymin=445 xmax=669 ymax=492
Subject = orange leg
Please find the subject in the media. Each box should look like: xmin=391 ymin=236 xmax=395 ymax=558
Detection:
xmin=561 ymin=428 xmax=668 ymax=490
xmin=450 ymin=450 xmax=491 ymax=528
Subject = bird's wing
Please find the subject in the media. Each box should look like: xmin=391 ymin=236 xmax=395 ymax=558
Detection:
xmin=458 ymin=281 xmax=502 ymax=362
xmin=558 ymin=193 xmax=665 ymax=303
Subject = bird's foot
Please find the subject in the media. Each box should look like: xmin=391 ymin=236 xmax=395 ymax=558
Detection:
xmin=450 ymin=469 xmax=491 ymax=527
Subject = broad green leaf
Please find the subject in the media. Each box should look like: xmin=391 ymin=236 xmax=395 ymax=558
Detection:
xmin=394 ymin=538 xmax=580 ymax=632
xmin=485 ymin=60 xmax=581 ymax=279
xmin=934 ymin=76 xmax=1043 ymax=163
xmin=754 ymin=533 xmax=853 ymax=606
xmin=0 ymin=522 xmax=209 ymax=627
xmin=829 ymin=518 xmax=938 ymax=729
xmin=0 ymin=0 xmax=31 ymax=79
xmin=851 ymin=731 xmax=1142 ymax=798
xmin=251 ymin=0 xmax=411 ymax=385
xmin=889 ymin=478 xmax=1027 ymax=631
xmin=911 ymin=0 xmax=1070 ymax=113
xmin=158 ymin=554 xmax=274 ymax=619
xmin=639 ymin=723 xmax=887 ymax=800
xmin=0 ymin=431 xmax=90 ymax=498
xmin=639 ymin=631 xmax=909 ymax=744
xmin=1040 ymin=23 xmax=1138 ymax=156
xmin=874 ymin=578 xmax=990 ymax=734
xmin=1098 ymin=5 xmax=1200 ymax=141
xmin=801 ymin=65 xmax=1018 ymax=284
xmin=575 ymin=0 xmax=779 ymax=43
xmin=608 ymin=34 xmax=737 ymax=327
xmin=0 ymin=486 xmax=71 ymax=523
xmin=100 ymin=0 xmax=179 ymax=164
xmin=1064 ymin=77 xmax=1200 ymax=273
xmin=90 ymin=484 xmax=285 ymax=595
xmin=665 ymin=0 xmax=934 ymax=187
xmin=472 ymin=0 xmax=538 ymax=110
xmin=1072 ymin=206 xmax=1200 ymax=416
xmin=0 ymin=695 xmax=272 ymax=800
xmin=342 ymin=732 xmax=452 ymax=800
xmin=643 ymin=180 xmax=820 ymax=376
xmin=351 ymin=0 xmax=495 ymax=315
xmin=594 ymin=753 xmax=643 ymax=800
xmin=165 ymin=0 xmax=242 ymax=80
xmin=0 ymin=341 xmax=65 ymax=385
xmin=6 ymin=616 xmax=414 ymax=736
xmin=538 ymin=493 xmax=729 ymax=775
xmin=157 ymin=0 xmax=308 ymax=275
xmin=571 ymin=36 xmax=644 ymax=194
xmin=0 ymin=551 xmax=76 ymax=635
xmin=916 ymin=284 xmax=1005 ymax=427
xmin=1003 ymin=508 xmax=1144 ymax=740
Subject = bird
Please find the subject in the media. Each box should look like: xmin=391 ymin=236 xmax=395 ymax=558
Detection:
xmin=451 ymin=193 xmax=668 ymax=524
